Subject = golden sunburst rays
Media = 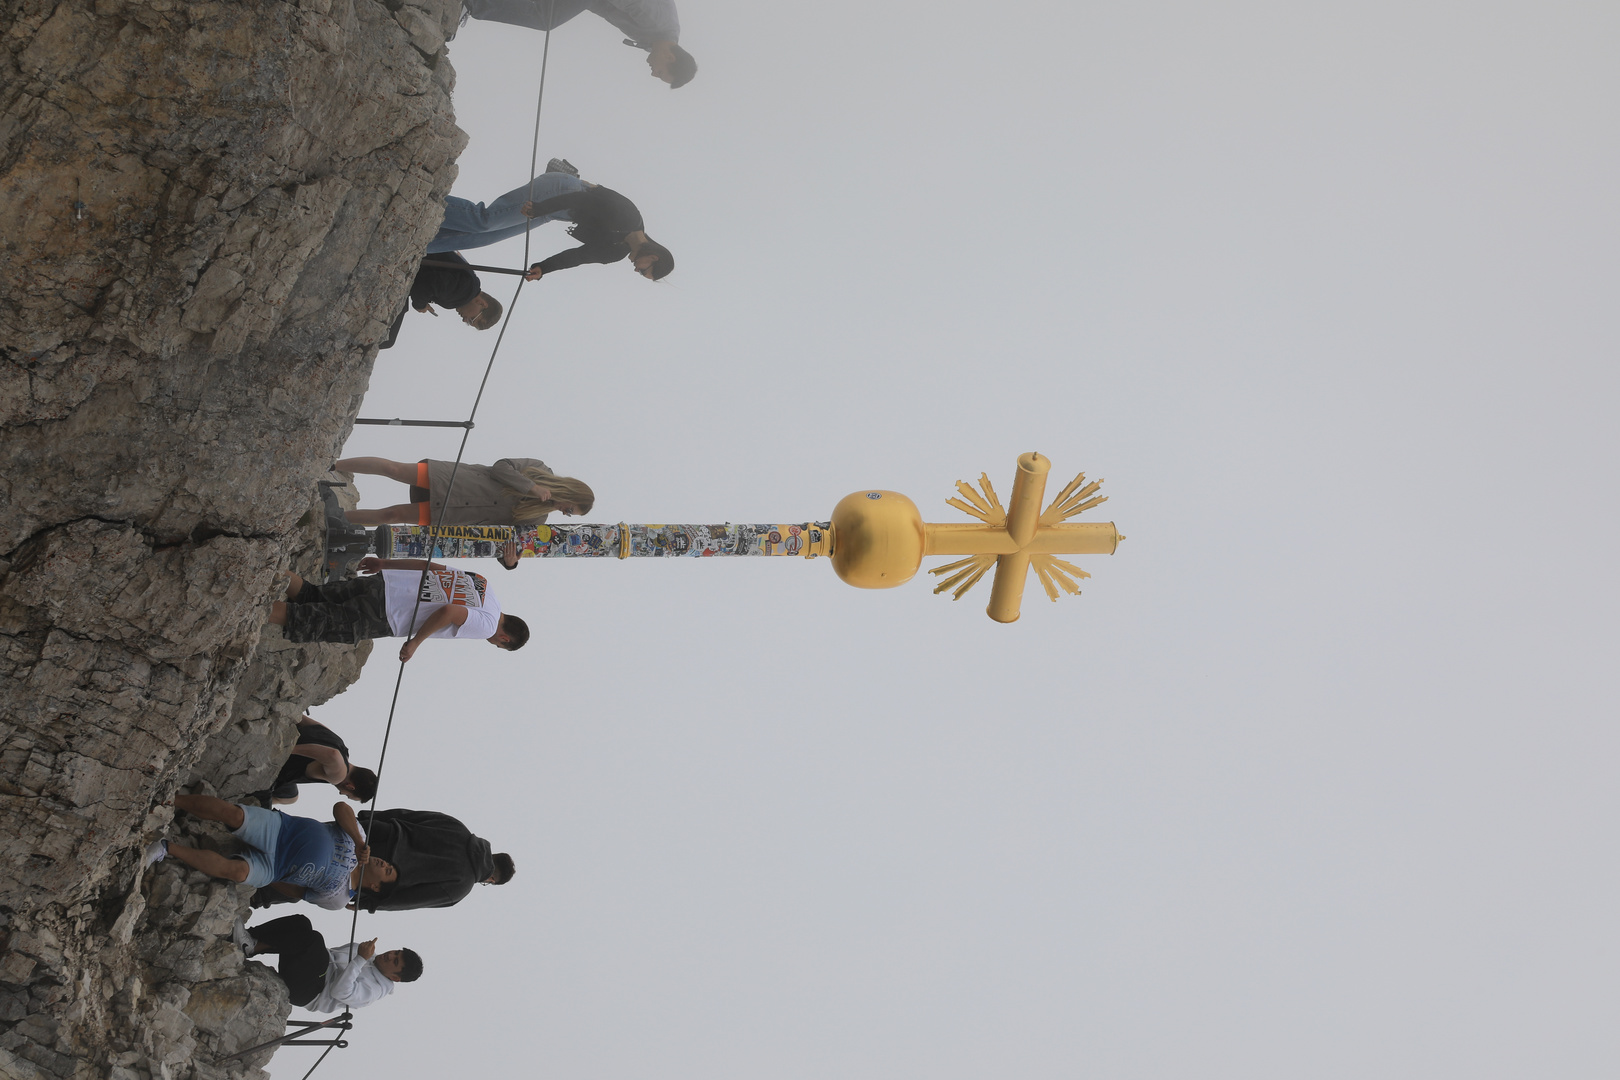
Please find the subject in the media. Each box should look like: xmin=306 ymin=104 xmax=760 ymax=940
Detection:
xmin=1039 ymin=470 xmax=1106 ymax=526
xmin=1029 ymin=555 xmax=1090 ymax=602
xmin=929 ymin=554 xmax=996 ymax=600
xmin=945 ymin=473 xmax=1007 ymax=527
xmin=928 ymin=466 xmax=1108 ymax=604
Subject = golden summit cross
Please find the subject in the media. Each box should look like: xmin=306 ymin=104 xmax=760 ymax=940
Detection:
xmin=379 ymin=452 xmax=1122 ymax=624
xmin=923 ymin=451 xmax=1122 ymax=623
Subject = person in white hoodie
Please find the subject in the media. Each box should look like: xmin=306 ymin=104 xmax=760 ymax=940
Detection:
xmin=235 ymin=915 xmax=422 ymax=1011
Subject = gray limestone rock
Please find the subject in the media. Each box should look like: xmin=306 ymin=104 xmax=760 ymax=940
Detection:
xmin=0 ymin=0 xmax=464 ymax=1074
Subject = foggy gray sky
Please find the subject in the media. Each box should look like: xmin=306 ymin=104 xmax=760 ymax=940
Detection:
xmin=270 ymin=2 xmax=1617 ymax=1077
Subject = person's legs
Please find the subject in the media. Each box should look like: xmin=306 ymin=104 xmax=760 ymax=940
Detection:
xmin=277 ymin=576 xmax=391 ymax=643
xmin=272 ymin=573 xmax=377 ymax=626
xmin=178 ymin=803 xmax=285 ymax=887
xmin=484 ymin=171 xmax=585 ymax=223
xmin=460 ymin=0 xmax=592 ymax=33
xmin=343 ymin=504 xmax=420 ymax=526
xmin=277 ymin=601 xmax=378 ymax=642
xmin=174 ymin=794 xmax=247 ymax=829
xmin=248 ymin=914 xmax=320 ymax=953
xmin=335 ymin=458 xmax=420 ymax=485
xmin=291 ymin=576 xmax=386 ymax=605
xmin=428 ymin=173 xmax=586 ymax=252
xmin=165 ymin=843 xmax=251 ymax=882
xmin=247 ymin=915 xmax=330 ymax=1006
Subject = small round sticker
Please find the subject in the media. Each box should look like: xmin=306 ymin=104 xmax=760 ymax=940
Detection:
xmin=866 ymin=492 xmax=881 ymax=500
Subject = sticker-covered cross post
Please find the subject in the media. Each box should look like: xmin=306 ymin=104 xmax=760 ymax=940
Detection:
xmin=368 ymin=452 xmax=1122 ymax=625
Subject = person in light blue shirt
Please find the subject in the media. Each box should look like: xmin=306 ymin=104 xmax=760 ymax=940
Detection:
xmin=146 ymin=795 xmax=396 ymax=909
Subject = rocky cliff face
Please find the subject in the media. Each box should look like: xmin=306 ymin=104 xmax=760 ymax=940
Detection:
xmin=0 ymin=0 xmax=462 ymax=1074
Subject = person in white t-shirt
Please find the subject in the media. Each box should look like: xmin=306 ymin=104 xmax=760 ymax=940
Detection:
xmin=267 ymin=558 xmax=529 ymax=661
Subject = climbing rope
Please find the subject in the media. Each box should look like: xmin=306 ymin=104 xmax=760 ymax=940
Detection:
xmin=269 ymin=9 xmax=560 ymax=1075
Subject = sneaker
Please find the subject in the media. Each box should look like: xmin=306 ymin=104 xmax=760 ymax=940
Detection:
xmin=143 ymin=839 xmax=168 ymax=868
xmin=545 ymin=157 xmax=580 ymax=177
xmin=231 ymin=919 xmax=256 ymax=955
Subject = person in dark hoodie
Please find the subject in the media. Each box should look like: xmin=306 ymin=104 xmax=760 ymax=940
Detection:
xmin=353 ymin=808 xmax=515 ymax=912
xmin=427 ymin=170 xmax=672 ymax=282
xmin=381 ymin=252 xmax=503 ymax=349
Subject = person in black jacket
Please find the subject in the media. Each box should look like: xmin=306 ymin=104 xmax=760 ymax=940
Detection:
xmin=353 ymin=808 xmax=516 ymax=912
xmin=427 ymin=170 xmax=672 ymax=282
xmin=520 ymin=182 xmax=672 ymax=281
xmin=381 ymin=252 xmax=504 ymax=349
xmin=249 ymin=807 xmax=512 ymax=912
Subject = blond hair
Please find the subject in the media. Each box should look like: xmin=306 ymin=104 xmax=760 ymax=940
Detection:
xmin=512 ymin=466 xmax=596 ymax=523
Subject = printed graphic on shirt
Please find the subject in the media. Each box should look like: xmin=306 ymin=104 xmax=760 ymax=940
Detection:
xmin=305 ymin=831 xmax=360 ymax=909
xmin=274 ymin=818 xmax=348 ymax=896
xmin=383 ymin=569 xmax=501 ymax=639
xmin=418 ymin=568 xmax=489 ymax=608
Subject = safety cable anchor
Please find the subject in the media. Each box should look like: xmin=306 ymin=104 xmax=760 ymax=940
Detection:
xmin=221 ymin=1012 xmax=355 ymax=1062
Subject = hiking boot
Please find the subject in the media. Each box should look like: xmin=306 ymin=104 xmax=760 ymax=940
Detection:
xmin=545 ymin=158 xmax=580 ymax=177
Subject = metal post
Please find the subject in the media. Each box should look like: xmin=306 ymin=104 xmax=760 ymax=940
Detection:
xmin=421 ymin=258 xmax=529 ymax=277
xmin=354 ymin=418 xmax=475 ymax=428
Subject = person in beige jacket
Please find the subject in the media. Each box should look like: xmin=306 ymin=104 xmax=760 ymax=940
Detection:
xmin=337 ymin=457 xmax=595 ymax=536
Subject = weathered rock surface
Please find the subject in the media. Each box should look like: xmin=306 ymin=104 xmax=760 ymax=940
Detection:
xmin=0 ymin=0 xmax=466 ymax=550
xmin=0 ymin=0 xmax=461 ymax=1074
xmin=0 ymin=489 xmax=377 ymax=1079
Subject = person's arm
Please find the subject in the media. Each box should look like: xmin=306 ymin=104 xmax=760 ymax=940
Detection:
xmin=530 ymin=243 xmax=626 ymax=277
xmin=326 ymin=941 xmax=372 ymax=1006
xmin=398 ymin=605 xmax=469 ymax=662
xmin=291 ymin=742 xmax=348 ymax=784
xmin=593 ymin=0 xmax=680 ymax=46
xmin=332 ymin=803 xmax=370 ymax=862
xmin=356 ymin=557 xmax=445 ymax=573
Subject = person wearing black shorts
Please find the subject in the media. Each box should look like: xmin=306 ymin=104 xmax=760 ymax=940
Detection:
xmin=260 ymin=715 xmax=378 ymax=806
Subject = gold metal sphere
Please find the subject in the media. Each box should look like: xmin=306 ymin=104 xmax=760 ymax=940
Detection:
xmin=829 ymin=490 xmax=926 ymax=589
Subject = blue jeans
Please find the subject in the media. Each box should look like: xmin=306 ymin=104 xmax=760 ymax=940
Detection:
xmin=428 ymin=172 xmax=586 ymax=253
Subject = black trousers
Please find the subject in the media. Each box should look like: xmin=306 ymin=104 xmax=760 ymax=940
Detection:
xmin=250 ymin=915 xmax=329 ymax=1007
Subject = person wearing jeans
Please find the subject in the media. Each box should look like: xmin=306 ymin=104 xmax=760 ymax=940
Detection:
xmin=427 ymin=172 xmax=587 ymax=253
